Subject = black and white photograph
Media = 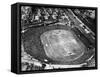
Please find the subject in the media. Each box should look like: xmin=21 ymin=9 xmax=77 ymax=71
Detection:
xmin=11 ymin=2 xmax=97 ymax=74
xmin=21 ymin=4 xmax=97 ymax=71
xmin=0 ymin=0 xmax=100 ymax=76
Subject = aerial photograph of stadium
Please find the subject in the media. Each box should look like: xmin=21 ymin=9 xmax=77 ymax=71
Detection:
xmin=21 ymin=5 xmax=96 ymax=71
